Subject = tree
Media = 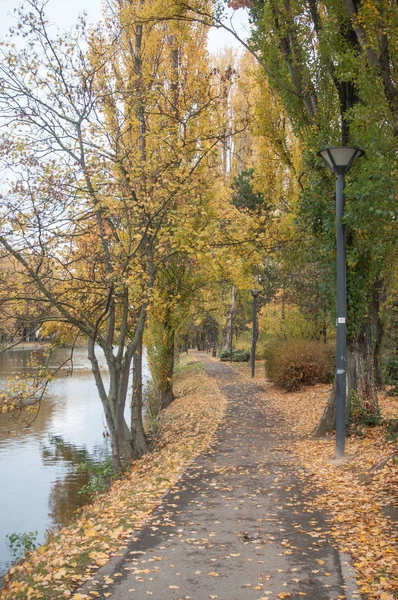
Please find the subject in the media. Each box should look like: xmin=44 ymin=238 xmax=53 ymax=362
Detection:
xmin=220 ymin=0 xmax=398 ymax=432
xmin=0 ymin=0 xmax=232 ymax=468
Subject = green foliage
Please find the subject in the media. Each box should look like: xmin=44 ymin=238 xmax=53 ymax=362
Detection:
xmin=265 ymin=339 xmax=334 ymax=391
xmin=384 ymin=419 xmax=398 ymax=443
xmin=6 ymin=531 xmax=38 ymax=560
xmin=78 ymin=458 xmax=114 ymax=496
xmin=143 ymin=381 xmax=161 ymax=437
xmin=382 ymin=355 xmax=398 ymax=396
xmin=247 ymin=0 xmax=398 ymax=363
xmin=350 ymin=392 xmax=381 ymax=427
xmin=220 ymin=349 xmax=251 ymax=362
xmin=231 ymin=169 xmax=270 ymax=213
xmin=383 ymin=355 xmax=398 ymax=385
xmin=232 ymin=349 xmax=251 ymax=362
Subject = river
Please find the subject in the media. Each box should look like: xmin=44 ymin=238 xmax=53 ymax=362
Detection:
xmin=0 ymin=344 xmax=149 ymax=578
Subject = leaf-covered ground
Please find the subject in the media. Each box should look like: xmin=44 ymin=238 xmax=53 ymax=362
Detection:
xmin=60 ymin=354 xmax=360 ymax=600
xmin=234 ymin=362 xmax=398 ymax=600
xmin=0 ymin=358 xmax=226 ymax=600
xmin=2 ymin=355 xmax=397 ymax=600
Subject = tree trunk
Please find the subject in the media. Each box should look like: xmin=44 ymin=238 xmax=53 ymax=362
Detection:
xmin=112 ymin=350 xmax=135 ymax=464
xmin=160 ymin=325 xmax=175 ymax=410
xmin=131 ymin=328 xmax=148 ymax=459
xmin=313 ymin=323 xmax=379 ymax=437
xmin=88 ymin=336 xmax=122 ymax=471
xmin=353 ymin=323 xmax=379 ymax=417
xmin=221 ymin=322 xmax=230 ymax=351
xmin=372 ymin=277 xmax=386 ymax=389
xmin=115 ymin=400 xmax=135 ymax=463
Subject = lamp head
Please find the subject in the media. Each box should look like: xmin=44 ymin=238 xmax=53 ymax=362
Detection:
xmin=317 ymin=146 xmax=365 ymax=175
xmin=251 ymin=288 xmax=260 ymax=298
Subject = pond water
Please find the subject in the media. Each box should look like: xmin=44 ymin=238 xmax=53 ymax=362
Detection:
xmin=0 ymin=345 xmax=149 ymax=578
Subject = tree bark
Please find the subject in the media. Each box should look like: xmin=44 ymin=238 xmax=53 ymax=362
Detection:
xmin=160 ymin=324 xmax=175 ymax=410
xmin=131 ymin=327 xmax=148 ymax=458
xmin=372 ymin=277 xmax=386 ymax=389
xmin=88 ymin=336 xmax=122 ymax=470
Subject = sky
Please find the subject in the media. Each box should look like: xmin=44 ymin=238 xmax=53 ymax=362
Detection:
xmin=0 ymin=0 xmax=250 ymax=53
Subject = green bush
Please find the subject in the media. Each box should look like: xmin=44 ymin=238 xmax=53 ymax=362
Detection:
xmin=385 ymin=419 xmax=398 ymax=443
xmin=265 ymin=339 xmax=334 ymax=391
xmin=350 ymin=391 xmax=381 ymax=427
xmin=78 ymin=458 xmax=114 ymax=496
xmin=383 ymin=355 xmax=398 ymax=384
xmin=220 ymin=349 xmax=251 ymax=362
xmin=383 ymin=355 xmax=398 ymax=395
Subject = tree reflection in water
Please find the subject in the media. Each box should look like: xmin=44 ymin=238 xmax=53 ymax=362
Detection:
xmin=41 ymin=435 xmax=110 ymax=527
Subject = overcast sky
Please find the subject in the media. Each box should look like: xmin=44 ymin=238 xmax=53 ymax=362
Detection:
xmin=0 ymin=0 xmax=250 ymax=53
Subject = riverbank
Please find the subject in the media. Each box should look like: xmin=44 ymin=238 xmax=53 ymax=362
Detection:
xmin=0 ymin=355 xmax=227 ymax=600
xmin=233 ymin=361 xmax=398 ymax=599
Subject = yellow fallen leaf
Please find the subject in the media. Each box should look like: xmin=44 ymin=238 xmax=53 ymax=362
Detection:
xmin=208 ymin=572 xmax=219 ymax=577
xmin=53 ymin=568 xmax=67 ymax=580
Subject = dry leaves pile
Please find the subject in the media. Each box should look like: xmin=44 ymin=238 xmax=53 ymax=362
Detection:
xmin=1 ymin=358 xmax=226 ymax=600
xmin=236 ymin=363 xmax=397 ymax=600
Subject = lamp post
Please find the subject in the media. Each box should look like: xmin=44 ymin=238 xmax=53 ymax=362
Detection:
xmin=317 ymin=146 xmax=365 ymax=458
xmin=251 ymin=288 xmax=260 ymax=378
xmin=229 ymin=308 xmax=235 ymax=363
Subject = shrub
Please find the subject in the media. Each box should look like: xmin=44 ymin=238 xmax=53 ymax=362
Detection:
xmin=383 ymin=355 xmax=398 ymax=383
xmin=385 ymin=419 xmax=398 ymax=443
xmin=265 ymin=339 xmax=334 ymax=391
xmin=78 ymin=458 xmax=115 ymax=496
xmin=350 ymin=391 xmax=381 ymax=427
xmin=220 ymin=349 xmax=251 ymax=362
xmin=383 ymin=355 xmax=398 ymax=396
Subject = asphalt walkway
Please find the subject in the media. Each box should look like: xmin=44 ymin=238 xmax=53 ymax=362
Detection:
xmin=80 ymin=353 xmax=359 ymax=600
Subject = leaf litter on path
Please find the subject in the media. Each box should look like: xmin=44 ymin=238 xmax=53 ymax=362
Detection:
xmin=233 ymin=362 xmax=397 ymax=600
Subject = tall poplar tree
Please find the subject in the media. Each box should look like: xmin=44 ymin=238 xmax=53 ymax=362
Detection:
xmin=202 ymin=0 xmax=398 ymax=432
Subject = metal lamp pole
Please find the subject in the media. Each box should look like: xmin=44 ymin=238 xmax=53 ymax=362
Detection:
xmin=317 ymin=146 xmax=365 ymax=458
xmin=251 ymin=288 xmax=260 ymax=378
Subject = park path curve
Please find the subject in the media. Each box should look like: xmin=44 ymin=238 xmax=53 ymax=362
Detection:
xmin=80 ymin=353 xmax=359 ymax=600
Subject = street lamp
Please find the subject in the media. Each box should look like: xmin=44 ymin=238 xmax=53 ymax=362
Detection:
xmin=229 ymin=308 xmax=235 ymax=363
xmin=317 ymin=146 xmax=365 ymax=458
xmin=251 ymin=288 xmax=260 ymax=378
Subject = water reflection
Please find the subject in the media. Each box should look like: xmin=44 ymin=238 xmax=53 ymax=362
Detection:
xmin=43 ymin=435 xmax=110 ymax=527
xmin=0 ymin=345 xmax=127 ymax=579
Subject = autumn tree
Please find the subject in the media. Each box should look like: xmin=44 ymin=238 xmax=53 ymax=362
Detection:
xmin=202 ymin=0 xmax=398 ymax=432
xmin=0 ymin=0 xmax=233 ymax=468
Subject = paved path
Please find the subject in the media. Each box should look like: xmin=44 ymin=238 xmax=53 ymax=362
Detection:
xmin=81 ymin=354 xmax=358 ymax=600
